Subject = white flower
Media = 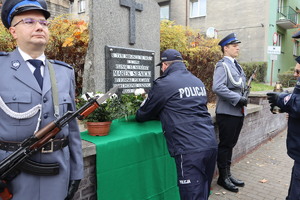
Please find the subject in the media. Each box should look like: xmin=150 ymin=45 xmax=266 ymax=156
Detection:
xmin=134 ymin=88 xmax=146 ymax=96
xmin=110 ymin=94 xmax=118 ymax=99
xmin=81 ymin=92 xmax=94 ymax=101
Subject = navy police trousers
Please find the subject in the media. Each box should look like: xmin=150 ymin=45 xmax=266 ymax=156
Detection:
xmin=286 ymin=161 xmax=300 ymax=200
xmin=174 ymin=149 xmax=217 ymax=200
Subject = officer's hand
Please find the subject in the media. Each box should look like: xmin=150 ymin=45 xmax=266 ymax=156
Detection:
xmin=266 ymin=92 xmax=280 ymax=106
xmin=65 ymin=180 xmax=81 ymax=200
xmin=237 ymin=97 xmax=247 ymax=107
xmin=0 ymin=180 xmax=7 ymax=193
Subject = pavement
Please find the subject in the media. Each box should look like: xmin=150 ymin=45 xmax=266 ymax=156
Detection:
xmin=209 ymin=129 xmax=294 ymax=200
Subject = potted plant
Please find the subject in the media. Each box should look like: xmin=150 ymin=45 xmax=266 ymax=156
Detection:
xmin=76 ymin=89 xmax=146 ymax=135
xmin=76 ymin=92 xmax=121 ymax=136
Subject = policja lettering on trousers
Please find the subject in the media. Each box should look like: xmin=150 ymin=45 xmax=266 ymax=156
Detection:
xmin=178 ymin=86 xmax=207 ymax=98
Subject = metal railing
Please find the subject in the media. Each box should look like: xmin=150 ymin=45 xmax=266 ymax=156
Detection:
xmin=277 ymin=6 xmax=298 ymax=24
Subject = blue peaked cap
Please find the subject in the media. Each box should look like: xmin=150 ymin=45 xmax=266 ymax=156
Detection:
xmin=1 ymin=0 xmax=50 ymax=29
xmin=218 ymin=33 xmax=241 ymax=47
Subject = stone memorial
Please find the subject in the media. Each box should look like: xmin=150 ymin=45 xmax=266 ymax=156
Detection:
xmin=82 ymin=0 xmax=160 ymax=93
xmin=105 ymin=45 xmax=154 ymax=94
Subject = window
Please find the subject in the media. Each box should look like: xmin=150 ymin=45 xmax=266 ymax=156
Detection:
xmin=275 ymin=33 xmax=282 ymax=47
xmin=160 ymin=4 xmax=169 ymax=20
xmin=190 ymin=0 xmax=206 ymax=18
xmin=293 ymin=40 xmax=299 ymax=56
xmin=78 ymin=0 xmax=86 ymax=13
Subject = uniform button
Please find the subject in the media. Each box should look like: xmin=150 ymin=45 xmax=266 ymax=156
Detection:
xmin=64 ymin=98 xmax=66 ymax=102
xmin=44 ymin=113 xmax=48 ymax=119
xmin=12 ymin=96 xmax=16 ymax=100
xmin=43 ymin=97 xmax=47 ymax=103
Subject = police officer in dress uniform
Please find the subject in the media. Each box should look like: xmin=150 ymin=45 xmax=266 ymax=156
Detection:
xmin=267 ymin=57 xmax=300 ymax=200
xmin=212 ymin=33 xmax=247 ymax=193
xmin=0 ymin=0 xmax=83 ymax=199
xmin=136 ymin=49 xmax=218 ymax=200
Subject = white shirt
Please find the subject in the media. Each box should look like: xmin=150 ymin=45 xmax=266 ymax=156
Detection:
xmin=224 ymin=56 xmax=236 ymax=65
xmin=18 ymin=47 xmax=45 ymax=77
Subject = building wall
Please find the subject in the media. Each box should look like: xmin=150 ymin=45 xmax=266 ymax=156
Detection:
xmin=266 ymin=0 xmax=300 ymax=83
xmin=69 ymin=0 xmax=90 ymax=21
xmin=46 ymin=0 xmax=70 ymax=18
xmin=191 ymin=0 xmax=268 ymax=63
xmin=157 ymin=0 xmax=269 ymax=63
xmin=157 ymin=0 xmax=300 ymax=83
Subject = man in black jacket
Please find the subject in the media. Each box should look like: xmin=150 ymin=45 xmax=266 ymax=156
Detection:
xmin=136 ymin=49 xmax=217 ymax=200
xmin=267 ymin=57 xmax=300 ymax=200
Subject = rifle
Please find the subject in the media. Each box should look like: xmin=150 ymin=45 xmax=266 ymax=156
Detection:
xmin=243 ymin=67 xmax=258 ymax=99
xmin=0 ymin=86 xmax=119 ymax=200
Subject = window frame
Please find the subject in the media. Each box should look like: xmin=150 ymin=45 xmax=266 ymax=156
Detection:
xmin=78 ymin=0 xmax=86 ymax=14
xmin=159 ymin=2 xmax=170 ymax=20
xmin=190 ymin=0 xmax=207 ymax=18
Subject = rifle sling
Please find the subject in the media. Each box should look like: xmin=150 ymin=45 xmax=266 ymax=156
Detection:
xmin=0 ymin=138 xmax=68 ymax=152
xmin=18 ymin=159 xmax=59 ymax=176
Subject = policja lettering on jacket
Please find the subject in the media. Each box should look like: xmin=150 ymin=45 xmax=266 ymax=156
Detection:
xmin=178 ymin=86 xmax=207 ymax=98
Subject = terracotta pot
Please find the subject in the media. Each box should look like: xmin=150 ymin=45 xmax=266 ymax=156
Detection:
xmin=86 ymin=121 xmax=112 ymax=136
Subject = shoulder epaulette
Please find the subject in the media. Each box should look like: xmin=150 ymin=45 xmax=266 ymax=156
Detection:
xmin=49 ymin=59 xmax=72 ymax=69
xmin=0 ymin=52 xmax=8 ymax=56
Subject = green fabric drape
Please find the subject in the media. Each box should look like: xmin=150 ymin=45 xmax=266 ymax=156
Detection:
xmin=81 ymin=116 xmax=180 ymax=200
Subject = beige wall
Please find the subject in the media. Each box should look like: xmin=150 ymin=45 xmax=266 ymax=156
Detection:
xmin=157 ymin=0 xmax=270 ymax=63
xmin=46 ymin=0 xmax=70 ymax=18
xmin=69 ymin=0 xmax=90 ymax=21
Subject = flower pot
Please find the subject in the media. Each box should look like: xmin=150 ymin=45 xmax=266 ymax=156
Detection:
xmin=86 ymin=121 xmax=112 ymax=136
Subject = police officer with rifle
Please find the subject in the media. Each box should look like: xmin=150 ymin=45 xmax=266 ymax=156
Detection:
xmin=0 ymin=0 xmax=84 ymax=199
xmin=212 ymin=33 xmax=248 ymax=193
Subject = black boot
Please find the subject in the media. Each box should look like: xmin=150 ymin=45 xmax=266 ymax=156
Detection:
xmin=217 ymin=168 xmax=239 ymax=193
xmin=227 ymin=168 xmax=245 ymax=187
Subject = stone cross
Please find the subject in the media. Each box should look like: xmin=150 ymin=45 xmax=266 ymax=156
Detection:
xmin=120 ymin=0 xmax=143 ymax=45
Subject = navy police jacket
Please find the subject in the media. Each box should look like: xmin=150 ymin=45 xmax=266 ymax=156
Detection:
xmin=136 ymin=62 xmax=217 ymax=157
xmin=276 ymin=87 xmax=300 ymax=161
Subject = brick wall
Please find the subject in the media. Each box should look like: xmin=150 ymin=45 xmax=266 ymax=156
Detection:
xmin=74 ymin=155 xmax=97 ymax=200
xmin=76 ymin=92 xmax=288 ymax=199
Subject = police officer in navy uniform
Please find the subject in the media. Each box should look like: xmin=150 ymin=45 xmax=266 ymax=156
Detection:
xmin=212 ymin=33 xmax=247 ymax=193
xmin=136 ymin=49 xmax=218 ymax=200
xmin=267 ymin=57 xmax=300 ymax=200
xmin=0 ymin=0 xmax=83 ymax=199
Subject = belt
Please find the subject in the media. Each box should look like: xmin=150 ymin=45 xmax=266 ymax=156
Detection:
xmin=0 ymin=138 xmax=69 ymax=153
xmin=19 ymin=159 xmax=59 ymax=176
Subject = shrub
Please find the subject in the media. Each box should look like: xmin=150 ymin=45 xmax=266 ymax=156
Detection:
xmin=240 ymin=62 xmax=267 ymax=83
xmin=278 ymin=71 xmax=296 ymax=87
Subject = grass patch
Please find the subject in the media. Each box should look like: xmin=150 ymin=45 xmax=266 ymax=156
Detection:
xmin=251 ymin=82 xmax=273 ymax=92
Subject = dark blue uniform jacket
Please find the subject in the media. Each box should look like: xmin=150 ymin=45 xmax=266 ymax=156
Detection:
xmin=136 ymin=62 xmax=217 ymax=157
xmin=277 ymin=88 xmax=300 ymax=161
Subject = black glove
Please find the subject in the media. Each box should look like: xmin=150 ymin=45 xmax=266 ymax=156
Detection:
xmin=0 ymin=180 xmax=7 ymax=193
xmin=267 ymin=92 xmax=280 ymax=106
xmin=237 ymin=96 xmax=247 ymax=107
xmin=65 ymin=180 xmax=81 ymax=200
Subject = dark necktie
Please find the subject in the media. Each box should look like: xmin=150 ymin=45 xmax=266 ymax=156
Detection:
xmin=28 ymin=59 xmax=43 ymax=89
xmin=234 ymin=60 xmax=241 ymax=73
